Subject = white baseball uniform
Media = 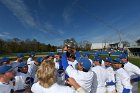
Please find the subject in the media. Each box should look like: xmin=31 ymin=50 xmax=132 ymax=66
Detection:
xmin=0 ymin=82 xmax=14 ymax=93
xmin=91 ymin=66 xmax=108 ymax=93
xmin=105 ymin=66 xmax=116 ymax=93
xmin=66 ymin=65 xmax=94 ymax=93
xmin=123 ymin=62 xmax=140 ymax=93
xmin=14 ymin=72 xmax=31 ymax=91
xmin=115 ymin=68 xmax=132 ymax=93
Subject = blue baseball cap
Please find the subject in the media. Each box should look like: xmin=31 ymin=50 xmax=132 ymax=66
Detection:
xmin=94 ymin=56 xmax=102 ymax=63
xmin=29 ymin=51 xmax=35 ymax=56
xmin=119 ymin=54 xmax=128 ymax=59
xmin=0 ymin=58 xmax=10 ymax=62
xmin=0 ymin=65 xmax=14 ymax=74
xmin=17 ymin=54 xmax=24 ymax=58
xmin=18 ymin=62 xmax=28 ymax=68
xmin=78 ymin=57 xmax=91 ymax=71
xmin=36 ymin=57 xmax=43 ymax=63
xmin=112 ymin=58 xmax=123 ymax=64
xmin=105 ymin=57 xmax=112 ymax=62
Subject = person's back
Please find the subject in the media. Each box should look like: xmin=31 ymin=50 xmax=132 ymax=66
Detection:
xmin=27 ymin=60 xmax=37 ymax=79
xmin=115 ymin=68 xmax=132 ymax=93
xmin=91 ymin=66 xmax=108 ymax=93
xmin=123 ymin=62 xmax=140 ymax=93
xmin=119 ymin=54 xmax=140 ymax=93
xmin=32 ymin=82 xmax=76 ymax=93
xmin=67 ymin=67 xmax=94 ymax=93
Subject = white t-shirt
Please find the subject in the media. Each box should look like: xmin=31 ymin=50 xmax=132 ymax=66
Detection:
xmin=31 ymin=82 xmax=76 ymax=93
xmin=0 ymin=82 xmax=14 ymax=93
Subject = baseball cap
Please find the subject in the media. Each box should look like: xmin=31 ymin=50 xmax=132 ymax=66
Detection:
xmin=0 ymin=65 xmax=14 ymax=74
xmin=17 ymin=54 xmax=24 ymax=58
xmin=36 ymin=57 xmax=43 ymax=63
xmin=119 ymin=54 xmax=128 ymax=59
xmin=18 ymin=62 xmax=28 ymax=68
xmin=112 ymin=58 xmax=123 ymax=64
xmin=105 ymin=57 xmax=112 ymax=62
xmin=0 ymin=58 xmax=10 ymax=62
xmin=29 ymin=51 xmax=35 ymax=56
xmin=94 ymin=56 xmax=102 ymax=63
xmin=78 ymin=57 xmax=91 ymax=71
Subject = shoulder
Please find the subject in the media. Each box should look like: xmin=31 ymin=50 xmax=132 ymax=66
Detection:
xmin=117 ymin=68 xmax=129 ymax=78
xmin=31 ymin=82 xmax=42 ymax=92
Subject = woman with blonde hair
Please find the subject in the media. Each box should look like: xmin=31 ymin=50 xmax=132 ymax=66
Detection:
xmin=31 ymin=60 xmax=86 ymax=93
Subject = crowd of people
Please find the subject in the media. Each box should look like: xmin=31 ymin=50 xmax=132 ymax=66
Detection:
xmin=0 ymin=44 xmax=140 ymax=93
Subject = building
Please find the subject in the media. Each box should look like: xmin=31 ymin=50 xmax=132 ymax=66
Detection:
xmin=127 ymin=46 xmax=140 ymax=57
xmin=90 ymin=43 xmax=110 ymax=51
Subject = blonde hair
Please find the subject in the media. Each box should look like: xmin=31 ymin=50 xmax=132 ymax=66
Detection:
xmin=37 ymin=60 xmax=56 ymax=88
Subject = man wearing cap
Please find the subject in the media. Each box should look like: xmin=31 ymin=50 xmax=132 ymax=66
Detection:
xmin=119 ymin=54 xmax=140 ymax=93
xmin=14 ymin=62 xmax=33 ymax=92
xmin=0 ymin=57 xmax=10 ymax=65
xmin=111 ymin=58 xmax=132 ymax=93
xmin=27 ymin=52 xmax=37 ymax=80
xmin=0 ymin=65 xmax=15 ymax=93
xmin=11 ymin=54 xmax=25 ymax=73
xmin=91 ymin=56 xmax=108 ymax=93
xmin=62 ymin=57 xmax=96 ymax=93
xmin=104 ymin=57 xmax=116 ymax=93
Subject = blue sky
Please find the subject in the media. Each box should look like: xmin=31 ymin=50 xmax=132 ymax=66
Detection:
xmin=0 ymin=0 xmax=140 ymax=45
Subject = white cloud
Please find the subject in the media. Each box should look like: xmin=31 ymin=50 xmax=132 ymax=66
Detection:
xmin=2 ymin=32 xmax=10 ymax=35
xmin=0 ymin=33 xmax=5 ymax=37
xmin=0 ymin=32 xmax=11 ymax=38
xmin=1 ymin=0 xmax=36 ymax=27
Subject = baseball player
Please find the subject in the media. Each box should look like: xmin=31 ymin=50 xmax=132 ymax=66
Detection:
xmin=14 ymin=62 xmax=33 ymax=92
xmin=111 ymin=58 xmax=132 ymax=93
xmin=11 ymin=54 xmax=24 ymax=73
xmin=27 ymin=52 xmax=37 ymax=79
xmin=119 ymin=54 xmax=140 ymax=93
xmin=91 ymin=56 xmax=108 ymax=93
xmin=0 ymin=65 xmax=15 ymax=93
xmin=104 ymin=57 xmax=116 ymax=93
xmin=62 ymin=56 xmax=96 ymax=93
xmin=0 ymin=57 xmax=10 ymax=65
